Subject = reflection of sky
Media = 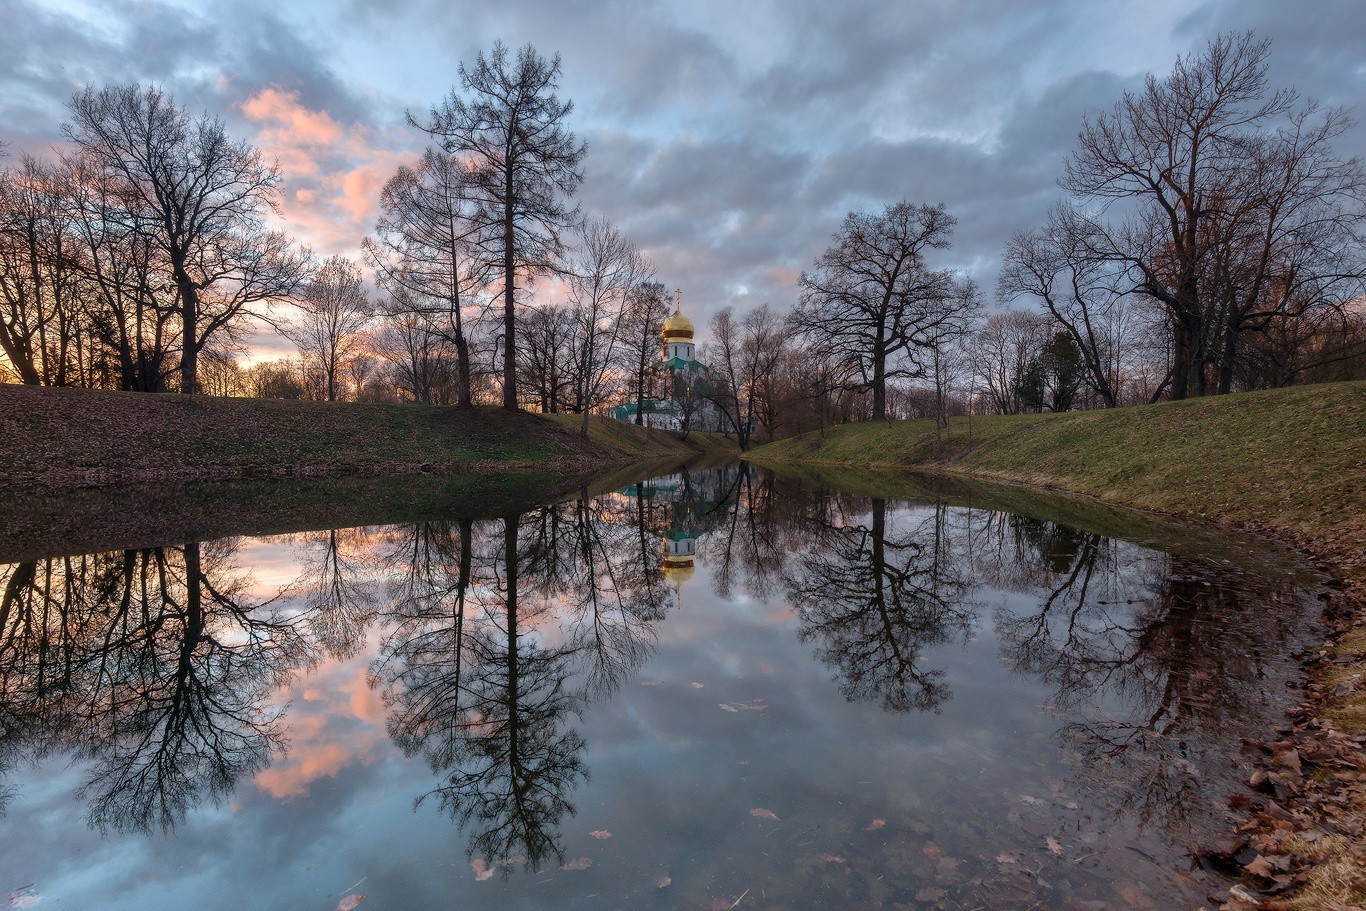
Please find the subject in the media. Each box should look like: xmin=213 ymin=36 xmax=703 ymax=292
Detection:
xmin=0 ymin=496 xmax=1317 ymax=911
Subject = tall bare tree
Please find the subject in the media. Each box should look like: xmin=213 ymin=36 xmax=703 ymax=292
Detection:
xmin=619 ymin=280 xmax=670 ymax=424
xmin=794 ymin=200 xmax=968 ymax=420
xmin=703 ymin=304 xmax=787 ymax=450
xmin=414 ymin=42 xmax=586 ymax=411
xmin=284 ymin=255 xmax=373 ymax=401
xmin=567 ymin=217 xmax=649 ymax=435
xmin=366 ymin=149 xmax=484 ymax=407
xmin=64 ymin=85 xmax=309 ymax=393
xmin=1059 ymin=32 xmax=1366 ymax=398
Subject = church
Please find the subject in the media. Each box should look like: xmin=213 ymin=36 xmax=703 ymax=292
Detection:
xmin=610 ymin=290 xmax=715 ymax=431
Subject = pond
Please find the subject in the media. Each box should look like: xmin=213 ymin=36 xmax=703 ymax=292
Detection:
xmin=0 ymin=465 xmax=1323 ymax=911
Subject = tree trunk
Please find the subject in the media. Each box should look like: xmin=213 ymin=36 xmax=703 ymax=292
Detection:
xmin=502 ymin=199 xmax=517 ymax=410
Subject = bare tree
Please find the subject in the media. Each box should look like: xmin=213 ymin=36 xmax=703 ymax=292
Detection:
xmin=284 ymin=255 xmax=373 ymax=401
xmin=366 ymin=149 xmax=484 ymax=407
xmin=619 ymin=280 xmax=670 ymax=425
xmin=1059 ymin=32 xmax=1366 ymax=398
xmin=0 ymin=156 xmax=85 ymax=385
xmin=567 ymin=217 xmax=650 ymax=435
xmin=703 ymin=304 xmax=787 ymax=450
xmin=794 ymin=200 xmax=968 ymax=420
xmin=414 ymin=42 xmax=586 ymax=411
xmin=64 ymin=85 xmax=309 ymax=393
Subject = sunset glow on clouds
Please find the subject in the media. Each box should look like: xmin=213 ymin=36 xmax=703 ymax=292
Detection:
xmin=255 ymin=660 xmax=388 ymax=799
xmin=239 ymin=86 xmax=417 ymax=256
xmin=0 ymin=0 xmax=1361 ymax=340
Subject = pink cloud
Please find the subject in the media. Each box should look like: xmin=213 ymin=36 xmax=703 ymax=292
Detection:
xmin=239 ymin=87 xmax=418 ymax=255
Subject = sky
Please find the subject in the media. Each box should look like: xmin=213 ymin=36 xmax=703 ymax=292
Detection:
xmin=2 ymin=0 xmax=1364 ymax=360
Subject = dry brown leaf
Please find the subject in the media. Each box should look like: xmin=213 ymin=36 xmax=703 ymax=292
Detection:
xmin=1045 ymin=835 xmax=1064 ymax=856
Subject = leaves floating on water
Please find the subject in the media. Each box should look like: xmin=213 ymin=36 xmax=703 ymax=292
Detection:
xmin=470 ymin=859 xmax=496 ymax=881
xmin=560 ymin=857 xmax=593 ymax=871
xmin=336 ymin=895 xmax=364 ymax=911
xmin=589 ymin=830 xmax=612 ymax=839
xmin=657 ymin=874 xmax=672 ymax=888
xmin=719 ymin=704 xmax=738 ymax=713
xmin=691 ymin=682 xmax=704 ymax=689
xmin=750 ymin=808 xmax=780 ymax=821
xmin=7 ymin=887 xmax=40 ymax=908
xmin=1045 ymin=836 xmax=1064 ymax=856
xmin=865 ymin=818 xmax=886 ymax=831
xmin=818 ymin=853 xmax=846 ymax=863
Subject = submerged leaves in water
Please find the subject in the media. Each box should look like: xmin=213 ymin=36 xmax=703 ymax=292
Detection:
xmin=589 ymin=830 xmax=611 ymax=839
xmin=560 ymin=857 xmax=592 ymax=871
xmin=750 ymin=808 xmax=780 ymax=821
xmin=470 ymin=859 xmax=495 ymax=881
xmin=865 ymin=818 xmax=886 ymax=831
xmin=336 ymin=895 xmax=364 ymax=911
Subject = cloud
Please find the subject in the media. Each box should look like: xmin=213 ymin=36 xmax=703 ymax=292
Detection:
xmin=238 ymin=86 xmax=417 ymax=253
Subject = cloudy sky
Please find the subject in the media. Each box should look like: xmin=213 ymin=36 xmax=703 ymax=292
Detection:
xmin=2 ymin=0 xmax=1364 ymax=352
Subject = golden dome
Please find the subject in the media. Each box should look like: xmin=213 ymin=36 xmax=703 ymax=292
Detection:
xmin=662 ymin=556 xmax=695 ymax=584
xmin=662 ymin=307 xmax=694 ymax=341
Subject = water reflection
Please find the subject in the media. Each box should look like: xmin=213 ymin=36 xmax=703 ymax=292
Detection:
xmin=0 ymin=466 xmax=1317 ymax=908
xmin=0 ymin=542 xmax=304 ymax=832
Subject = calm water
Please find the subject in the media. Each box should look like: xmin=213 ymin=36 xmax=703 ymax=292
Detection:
xmin=0 ymin=466 xmax=1321 ymax=911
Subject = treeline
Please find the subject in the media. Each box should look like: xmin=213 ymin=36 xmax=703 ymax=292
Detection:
xmin=2 ymin=33 xmax=1363 ymax=445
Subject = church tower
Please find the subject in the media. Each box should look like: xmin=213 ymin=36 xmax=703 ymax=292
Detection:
xmin=661 ymin=288 xmax=695 ymax=363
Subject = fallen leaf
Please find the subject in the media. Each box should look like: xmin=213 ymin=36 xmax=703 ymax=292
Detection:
xmin=1045 ymin=835 xmax=1064 ymax=856
xmin=865 ymin=818 xmax=886 ymax=831
xmin=915 ymin=887 xmax=947 ymax=902
xmin=922 ymin=842 xmax=943 ymax=860
xmin=818 ymin=853 xmax=846 ymax=863
xmin=336 ymin=896 xmax=364 ymax=911
xmin=750 ymin=808 xmax=780 ymax=821
xmin=560 ymin=857 xmax=593 ymax=871
xmin=1020 ymin=795 xmax=1043 ymax=805
xmin=471 ymin=859 xmax=495 ymax=881
xmin=719 ymin=704 xmax=738 ymax=713
xmin=8 ymin=889 xmax=40 ymax=909
xmin=590 ymin=830 xmax=612 ymax=839
xmin=996 ymin=853 xmax=1019 ymax=864
xmin=691 ymin=682 xmax=704 ymax=689
xmin=657 ymin=874 xmax=672 ymax=888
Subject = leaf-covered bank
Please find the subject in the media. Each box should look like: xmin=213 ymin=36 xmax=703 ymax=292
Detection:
xmin=0 ymin=384 xmax=731 ymax=486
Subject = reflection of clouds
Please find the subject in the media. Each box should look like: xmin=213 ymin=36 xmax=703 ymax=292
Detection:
xmin=255 ymin=662 xmax=387 ymax=799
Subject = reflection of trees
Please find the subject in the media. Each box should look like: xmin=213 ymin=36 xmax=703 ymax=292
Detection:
xmin=992 ymin=516 xmax=1305 ymax=829
xmin=0 ymin=542 xmax=305 ymax=831
xmin=786 ymin=499 xmax=976 ymax=713
xmin=373 ymin=492 xmax=673 ymax=871
xmin=294 ymin=528 xmax=379 ymax=659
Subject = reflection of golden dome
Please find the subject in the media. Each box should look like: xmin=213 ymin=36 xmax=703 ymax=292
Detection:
xmin=662 ymin=307 xmax=694 ymax=341
xmin=662 ymin=556 xmax=695 ymax=584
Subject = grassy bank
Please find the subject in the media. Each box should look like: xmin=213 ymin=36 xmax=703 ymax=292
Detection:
xmin=753 ymin=381 xmax=1366 ymax=908
xmin=754 ymin=381 xmax=1365 ymax=587
xmin=0 ymin=384 xmax=731 ymax=485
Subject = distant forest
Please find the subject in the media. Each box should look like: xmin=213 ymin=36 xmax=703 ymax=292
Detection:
xmin=2 ymin=34 xmax=1362 ymax=446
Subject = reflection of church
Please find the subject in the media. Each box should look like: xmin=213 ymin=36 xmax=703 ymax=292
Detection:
xmin=618 ymin=466 xmax=750 ymax=597
xmin=610 ymin=290 xmax=718 ymax=431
